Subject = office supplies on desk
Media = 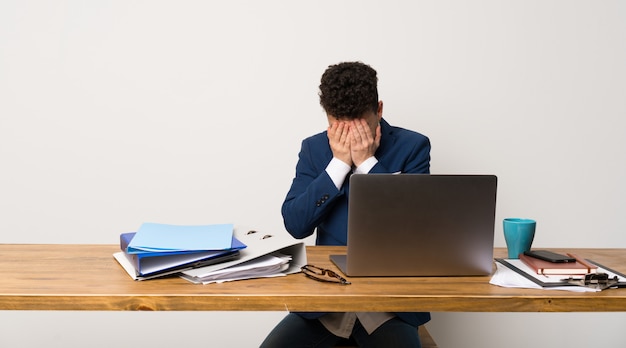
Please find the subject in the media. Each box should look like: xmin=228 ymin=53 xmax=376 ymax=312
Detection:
xmin=493 ymin=258 xmax=626 ymax=291
xmin=126 ymin=222 xmax=234 ymax=253
xmin=330 ymin=174 xmax=498 ymax=276
xmin=562 ymin=273 xmax=622 ymax=290
xmin=181 ymin=227 xmax=307 ymax=283
xmin=490 ymin=261 xmax=598 ymax=292
xmin=519 ymin=252 xmax=597 ymax=275
xmin=120 ymin=232 xmax=247 ymax=256
xmin=113 ymin=251 xmax=240 ymax=280
xmin=115 ymin=232 xmax=246 ymax=279
xmin=180 ymin=253 xmax=293 ymax=284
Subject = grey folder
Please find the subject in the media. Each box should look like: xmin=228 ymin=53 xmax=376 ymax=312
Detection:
xmin=330 ymin=174 xmax=498 ymax=277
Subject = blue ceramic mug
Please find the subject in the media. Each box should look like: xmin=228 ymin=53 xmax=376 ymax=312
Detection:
xmin=503 ymin=218 xmax=536 ymax=259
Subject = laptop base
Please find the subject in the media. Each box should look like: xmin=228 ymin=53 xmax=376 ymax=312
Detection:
xmin=329 ymin=254 xmax=348 ymax=275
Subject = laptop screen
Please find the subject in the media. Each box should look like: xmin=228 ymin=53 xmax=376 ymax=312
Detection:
xmin=331 ymin=174 xmax=497 ymax=277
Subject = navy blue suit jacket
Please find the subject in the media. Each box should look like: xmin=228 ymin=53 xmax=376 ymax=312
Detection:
xmin=282 ymin=118 xmax=431 ymax=327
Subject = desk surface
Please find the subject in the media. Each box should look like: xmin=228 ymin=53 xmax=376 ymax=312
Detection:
xmin=1 ymin=244 xmax=625 ymax=312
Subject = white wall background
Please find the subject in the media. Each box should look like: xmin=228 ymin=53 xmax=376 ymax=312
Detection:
xmin=1 ymin=1 xmax=624 ymax=347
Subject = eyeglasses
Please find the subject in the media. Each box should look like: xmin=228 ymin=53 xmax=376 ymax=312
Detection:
xmin=301 ymin=264 xmax=351 ymax=285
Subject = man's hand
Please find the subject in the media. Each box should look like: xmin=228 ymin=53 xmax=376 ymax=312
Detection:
xmin=327 ymin=121 xmax=353 ymax=167
xmin=349 ymin=119 xmax=381 ymax=167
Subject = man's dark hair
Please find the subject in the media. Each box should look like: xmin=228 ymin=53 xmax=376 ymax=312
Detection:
xmin=319 ymin=61 xmax=379 ymax=119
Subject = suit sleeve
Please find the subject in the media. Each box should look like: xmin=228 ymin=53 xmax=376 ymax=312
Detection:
xmin=281 ymin=140 xmax=344 ymax=239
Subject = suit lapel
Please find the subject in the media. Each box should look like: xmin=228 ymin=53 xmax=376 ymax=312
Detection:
xmin=376 ymin=118 xmax=396 ymax=158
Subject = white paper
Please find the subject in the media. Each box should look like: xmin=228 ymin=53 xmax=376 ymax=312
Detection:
xmin=489 ymin=261 xmax=599 ymax=292
xmin=180 ymin=254 xmax=292 ymax=284
xmin=490 ymin=259 xmax=626 ymax=292
xmin=182 ymin=227 xmax=306 ymax=277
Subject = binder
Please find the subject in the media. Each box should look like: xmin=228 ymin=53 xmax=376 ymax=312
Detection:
xmin=114 ymin=232 xmax=246 ymax=280
xmin=180 ymin=227 xmax=307 ymax=282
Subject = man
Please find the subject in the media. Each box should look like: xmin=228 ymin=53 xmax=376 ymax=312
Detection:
xmin=261 ymin=62 xmax=431 ymax=347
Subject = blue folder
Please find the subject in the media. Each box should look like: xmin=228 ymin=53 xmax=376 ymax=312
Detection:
xmin=126 ymin=223 xmax=235 ymax=254
xmin=119 ymin=232 xmax=246 ymax=278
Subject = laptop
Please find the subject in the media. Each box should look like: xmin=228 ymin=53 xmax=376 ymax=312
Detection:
xmin=330 ymin=174 xmax=497 ymax=277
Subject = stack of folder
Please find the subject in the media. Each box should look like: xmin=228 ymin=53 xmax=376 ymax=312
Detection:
xmin=180 ymin=252 xmax=293 ymax=284
xmin=114 ymin=223 xmax=247 ymax=280
xmin=178 ymin=228 xmax=308 ymax=284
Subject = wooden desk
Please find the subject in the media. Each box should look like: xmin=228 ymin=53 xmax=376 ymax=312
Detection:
xmin=1 ymin=245 xmax=625 ymax=312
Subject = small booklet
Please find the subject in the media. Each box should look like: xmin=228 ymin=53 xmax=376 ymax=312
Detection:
xmin=519 ymin=253 xmax=597 ymax=275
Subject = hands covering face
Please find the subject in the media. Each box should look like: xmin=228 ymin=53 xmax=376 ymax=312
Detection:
xmin=327 ymin=118 xmax=381 ymax=168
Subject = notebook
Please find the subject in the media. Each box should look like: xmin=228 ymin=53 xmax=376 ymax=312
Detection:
xmin=330 ymin=174 xmax=498 ymax=277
